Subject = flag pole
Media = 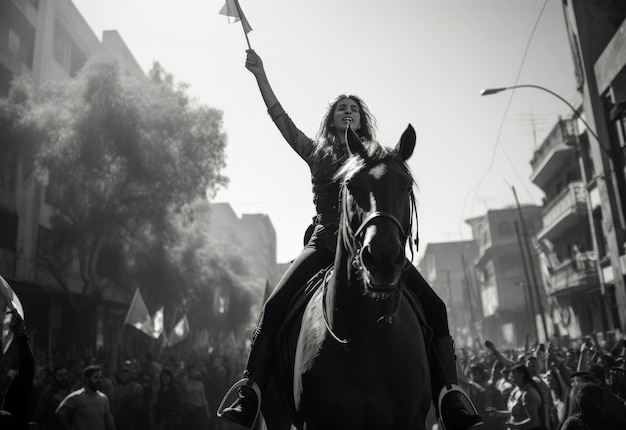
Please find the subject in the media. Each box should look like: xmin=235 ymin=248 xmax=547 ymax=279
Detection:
xmin=233 ymin=0 xmax=252 ymax=49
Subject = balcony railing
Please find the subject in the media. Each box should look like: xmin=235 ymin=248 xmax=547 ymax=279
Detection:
xmin=548 ymin=253 xmax=598 ymax=294
xmin=530 ymin=119 xmax=577 ymax=169
xmin=538 ymin=181 xmax=587 ymax=238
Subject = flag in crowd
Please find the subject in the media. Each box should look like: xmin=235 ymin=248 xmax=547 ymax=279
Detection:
xmin=0 ymin=274 xmax=25 ymax=354
xmin=168 ymin=314 xmax=190 ymax=347
xmin=123 ymin=289 xmax=154 ymax=337
xmin=151 ymin=306 xmax=164 ymax=340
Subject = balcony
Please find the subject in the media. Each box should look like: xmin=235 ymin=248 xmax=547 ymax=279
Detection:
xmin=530 ymin=119 xmax=578 ymax=189
xmin=548 ymin=253 xmax=599 ymax=296
xmin=537 ymin=181 xmax=587 ymax=240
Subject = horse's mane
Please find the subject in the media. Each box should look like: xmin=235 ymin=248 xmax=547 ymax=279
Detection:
xmin=334 ymin=139 xmax=420 ymax=260
xmin=333 ymin=139 xmax=396 ymax=182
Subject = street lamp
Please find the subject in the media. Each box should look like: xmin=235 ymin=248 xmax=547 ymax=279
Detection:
xmin=481 ymin=83 xmax=626 ymax=221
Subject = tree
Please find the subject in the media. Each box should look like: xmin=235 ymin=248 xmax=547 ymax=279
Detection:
xmin=9 ymin=54 xmax=229 ymax=352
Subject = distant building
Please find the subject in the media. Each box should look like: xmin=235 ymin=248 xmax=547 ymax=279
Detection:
xmin=418 ymin=241 xmax=480 ymax=347
xmin=207 ymin=202 xmax=279 ymax=287
xmin=466 ymin=206 xmax=547 ymax=346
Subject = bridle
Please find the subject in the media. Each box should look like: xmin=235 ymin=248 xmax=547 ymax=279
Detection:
xmin=321 ymin=161 xmax=415 ymax=350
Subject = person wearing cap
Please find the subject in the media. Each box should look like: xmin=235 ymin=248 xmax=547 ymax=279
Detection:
xmin=588 ymin=364 xmax=626 ymax=422
xmin=560 ymin=371 xmax=596 ymax=424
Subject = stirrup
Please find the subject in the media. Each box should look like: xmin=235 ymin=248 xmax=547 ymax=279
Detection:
xmin=437 ymin=383 xmax=480 ymax=430
xmin=217 ymin=378 xmax=262 ymax=423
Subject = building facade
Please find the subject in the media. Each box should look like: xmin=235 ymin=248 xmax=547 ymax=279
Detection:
xmin=466 ymin=206 xmax=548 ymax=347
xmin=562 ymin=0 xmax=626 ymax=330
xmin=530 ymin=116 xmax=621 ymax=340
xmin=207 ymin=202 xmax=280 ymax=287
xmin=418 ymin=241 xmax=480 ymax=347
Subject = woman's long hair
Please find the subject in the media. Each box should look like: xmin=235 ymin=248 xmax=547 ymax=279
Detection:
xmin=158 ymin=368 xmax=174 ymax=394
xmin=314 ymin=94 xmax=377 ymax=158
xmin=511 ymin=364 xmax=545 ymax=420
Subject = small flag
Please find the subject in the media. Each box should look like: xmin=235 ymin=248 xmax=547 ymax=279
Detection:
xmin=0 ymin=275 xmax=25 ymax=354
xmin=168 ymin=315 xmax=190 ymax=347
xmin=219 ymin=0 xmax=253 ymax=34
xmin=124 ymin=289 xmax=154 ymax=338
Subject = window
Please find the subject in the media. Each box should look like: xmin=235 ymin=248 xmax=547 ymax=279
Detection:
xmin=53 ymin=20 xmax=86 ymax=77
xmin=7 ymin=29 xmax=20 ymax=57
xmin=53 ymin=21 xmax=72 ymax=73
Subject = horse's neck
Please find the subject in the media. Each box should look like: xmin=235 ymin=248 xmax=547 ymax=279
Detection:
xmin=325 ymin=246 xmax=389 ymax=337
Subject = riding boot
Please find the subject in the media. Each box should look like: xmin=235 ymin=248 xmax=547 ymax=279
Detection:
xmin=431 ymin=335 xmax=485 ymax=430
xmin=220 ymin=331 xmax=275 ymax=428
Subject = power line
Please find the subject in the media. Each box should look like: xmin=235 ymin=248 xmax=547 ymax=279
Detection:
xmin=460 ymin=0 xmax=549 ymax=237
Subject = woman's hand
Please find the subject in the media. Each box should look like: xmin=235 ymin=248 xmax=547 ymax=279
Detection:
xmin=245 ymin=49 xmax=265 ymax=76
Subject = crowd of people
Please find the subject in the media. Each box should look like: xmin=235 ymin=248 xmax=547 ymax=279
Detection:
xmin=0 ymin=311 xmax=244 ymax=430
xmin=2 ymin=308 xmax=626 ymax=430
xmin=454 ymin=333 xmax=626 ymax=430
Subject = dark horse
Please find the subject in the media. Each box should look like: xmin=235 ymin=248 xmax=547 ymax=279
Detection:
xmin=261 ymin=125 xmax=432 ymax=430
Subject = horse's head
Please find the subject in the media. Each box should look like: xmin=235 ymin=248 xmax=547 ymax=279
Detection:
xmin=335 ymin=125 xmax=417 ymax=298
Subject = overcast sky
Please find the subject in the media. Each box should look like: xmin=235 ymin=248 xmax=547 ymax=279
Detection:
xmin=72 ymin=0 xmax=579 ymax=262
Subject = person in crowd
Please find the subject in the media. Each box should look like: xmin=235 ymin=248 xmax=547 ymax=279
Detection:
xmin=67 ymin=360 xmax=86 ymax=391
xmin=179 ymin=364 xmax=210 ymax=430
xmin=588 ymin=364 xmax=626 ymax=422
xmin=219 ymin=47 xmax=484 ymax=430
xmin=609 ymin=365 xmax=626 ymax=401
xmin=112 ymin=361 xmax=144 ymax=430
xmin=485 ymin=364 xmax=544 ymax=430
xmin=545 ymin=367 xmax=567 ymax=426
xmin=525 ymin=356 xmax=554 ymax=429
xmin=154 ymin=369 xmax=179 ymax=430
xmin=55 ymin=364 xmax=116 ymax=430
xmin=560 ymin=371 xmax=596 ymax=425
xmin=35 ymin=365 xmax=71 ymax=430
xmin=490 ymin=361 xmax=514 ymax=404
xmin=0 ymin=310 xmax=35 ymax=430
xmin=138 ymin=372 xmax=153 ymax=430
xmin=464 ymin=363 xmax=507 ymax=430
xmin=559 ymin=382 xmax=625 ymax=430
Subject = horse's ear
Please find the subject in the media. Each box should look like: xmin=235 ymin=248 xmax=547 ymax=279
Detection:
xmin=396 ymin=124 xmax=416 ymax=161
xmin=345 ymin=125 xmax=366 ymax=156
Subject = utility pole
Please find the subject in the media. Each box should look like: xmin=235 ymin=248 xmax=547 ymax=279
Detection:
xmin=445 ymin=270 xmax=455 ymax=337
xmin=512 ymin=186 xmax=549 ymax=341
xmin=514 ymin=220 xmax=539 ymax=341
xmin=461 ymin=253 xmax=477 ymax=339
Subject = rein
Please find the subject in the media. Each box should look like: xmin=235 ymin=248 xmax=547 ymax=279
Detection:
xmin=321 ymin=269 xmax=402 ymax=351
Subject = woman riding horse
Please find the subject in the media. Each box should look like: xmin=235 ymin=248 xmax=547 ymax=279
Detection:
xmin=219 ymin=49 xmax=484 ymax=430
